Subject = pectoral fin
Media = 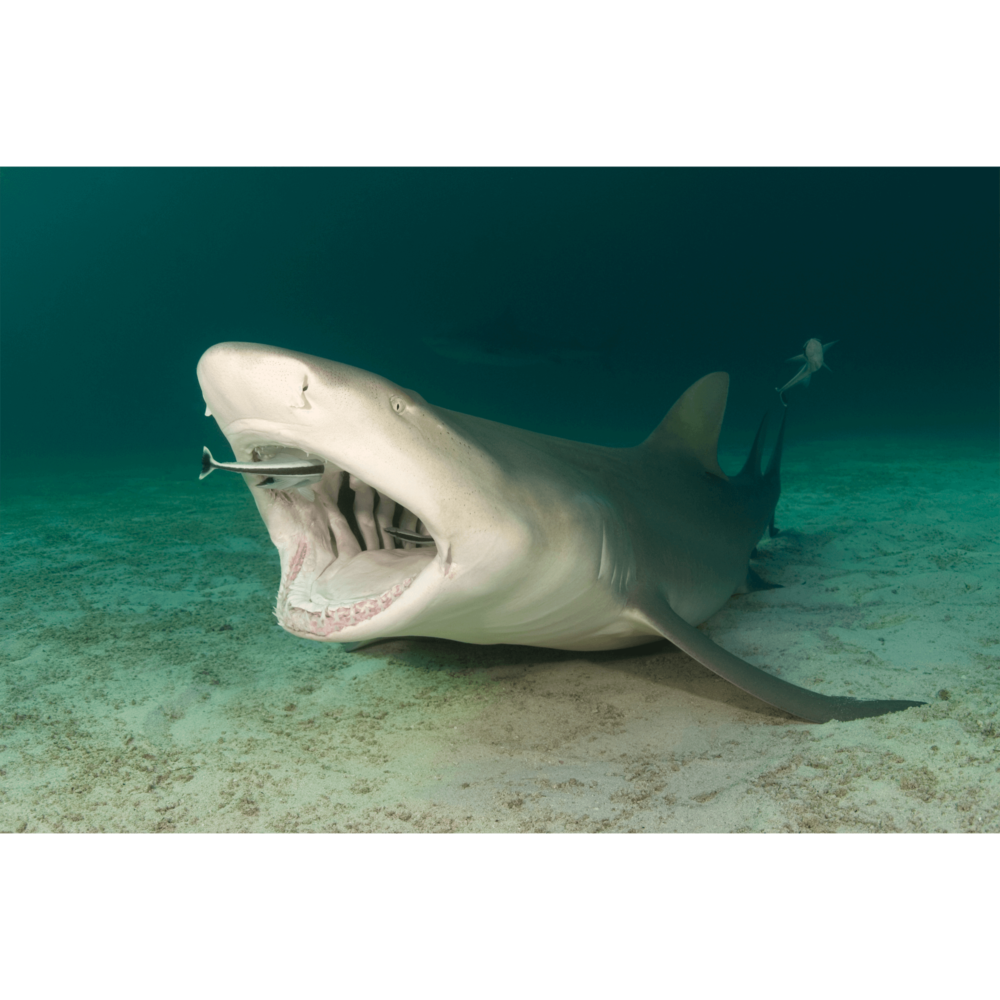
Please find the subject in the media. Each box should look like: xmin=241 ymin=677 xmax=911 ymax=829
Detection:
xmin=635 ymin=596 xmax=924 ymax=723
xmin=736 ymin=567 xmax=783 ymax=593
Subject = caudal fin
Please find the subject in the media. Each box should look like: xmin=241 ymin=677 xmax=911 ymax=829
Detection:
xmin=764 ymin=406 xmax=786 ymax=481
xmin=763 ymin=407 xmax=786 ymax=535
xmin=200 ymin=446 xmax=215 ymax=480
xmin=736 ymin=411 xmax=769 ymax=480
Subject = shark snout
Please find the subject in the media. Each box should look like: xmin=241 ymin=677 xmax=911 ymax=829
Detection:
xmin=197 ymin=342 xmax=319 ymax=425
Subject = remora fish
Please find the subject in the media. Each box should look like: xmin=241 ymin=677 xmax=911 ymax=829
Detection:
xmin=200 ymin=446 xmax=325 ymax=493
xmin=196 ymin=342 xmax=924 ymax=724
xmin=777 ymin=338 xmax=837 ymax=400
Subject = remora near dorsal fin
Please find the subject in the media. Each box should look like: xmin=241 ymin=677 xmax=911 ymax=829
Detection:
xmin=642 ymin=372 xmax=729 ymax=480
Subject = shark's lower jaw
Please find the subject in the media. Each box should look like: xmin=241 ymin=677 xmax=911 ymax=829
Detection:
xmin=276 ymin=539 xmax=420 ymax=637
xmin=245 ymin=445 xmax=439 ymax=641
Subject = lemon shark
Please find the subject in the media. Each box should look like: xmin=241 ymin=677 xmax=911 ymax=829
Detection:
xmin=196 ymin=342 xmax=923 ymax=724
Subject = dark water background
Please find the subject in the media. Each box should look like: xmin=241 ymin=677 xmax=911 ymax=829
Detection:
xmin=2 ymin=168 xmax=996 ymax=469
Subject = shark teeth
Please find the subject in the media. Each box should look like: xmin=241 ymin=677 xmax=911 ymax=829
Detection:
xmin=248 ymin=442 xmax=439 ymax=640
xmin=277 ymin=563 xmax=414 ymax=637
xmin=251 ymin=444 xmax=434 ymax=555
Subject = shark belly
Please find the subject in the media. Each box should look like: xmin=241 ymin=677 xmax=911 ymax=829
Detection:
xmin=410 ymin=579 xmax=653 ymax=650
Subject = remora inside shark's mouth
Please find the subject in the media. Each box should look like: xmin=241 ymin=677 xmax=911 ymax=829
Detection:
xmin=247 ymin=445 xmax=438 ymax=640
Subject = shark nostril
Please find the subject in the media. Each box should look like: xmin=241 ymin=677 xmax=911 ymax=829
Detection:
xmin=290 ymin=375 xmax=312 ymax=410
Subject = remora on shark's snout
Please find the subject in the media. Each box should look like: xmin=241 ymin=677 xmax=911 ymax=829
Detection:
xmin=196 ymin=341 xmax=924 ymax=724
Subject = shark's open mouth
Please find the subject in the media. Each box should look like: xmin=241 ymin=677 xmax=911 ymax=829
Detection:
xmin=248 ymin=445 xmax=439 ymax=640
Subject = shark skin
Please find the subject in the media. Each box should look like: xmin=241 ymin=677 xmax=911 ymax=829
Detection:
xmin=196 ymin=342 xmax=924 ymax=724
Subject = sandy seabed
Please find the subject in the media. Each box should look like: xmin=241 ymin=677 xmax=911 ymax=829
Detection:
xmin=1 ymin=433 xmax=997 ymax=833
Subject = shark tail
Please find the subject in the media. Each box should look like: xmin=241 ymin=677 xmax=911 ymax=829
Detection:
xmin=764 ymin=406 xmax=786 ymax=482
xmin=763 ymin=406 xmax=786 ymax=537
xmin=730 ymin=407 xmax=785 ymax=536
xmin=200 ymin=446 xmax=216 ymax=480
xmin=737 ymin=412 xmax=770 ymax=480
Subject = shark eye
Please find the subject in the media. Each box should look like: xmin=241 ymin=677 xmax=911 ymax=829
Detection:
xmin=390 ymin=395 xmax=407 ymax=414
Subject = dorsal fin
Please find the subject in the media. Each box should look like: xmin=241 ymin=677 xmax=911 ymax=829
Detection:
xmin=642 ymin=372 xmax=729 ymax=480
